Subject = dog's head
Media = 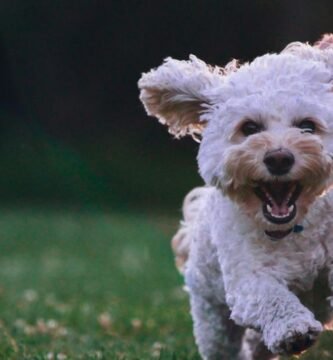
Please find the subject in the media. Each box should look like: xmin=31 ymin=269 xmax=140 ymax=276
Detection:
xmin=139 ymin=35 xmax=333 ymax=237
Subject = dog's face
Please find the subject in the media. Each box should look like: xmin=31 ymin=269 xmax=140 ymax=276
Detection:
xmin=199 ymin=93 xmax=333 ymax=236
xmin=139 ymin=35 xmax=333 ymax=237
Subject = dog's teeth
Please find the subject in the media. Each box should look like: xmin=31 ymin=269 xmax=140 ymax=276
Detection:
xmin=265 ymin=191 xmax=273 ymax=203
xmin=269 ymin=206 xmax=293 ymax=219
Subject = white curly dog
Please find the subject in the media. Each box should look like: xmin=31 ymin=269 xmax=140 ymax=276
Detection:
xmin=139 ymin=35 xmax=333 ymax=359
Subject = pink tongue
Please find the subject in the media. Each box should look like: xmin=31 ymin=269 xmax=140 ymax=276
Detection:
xmin=271 ymin=202 xmax=289 ymax=216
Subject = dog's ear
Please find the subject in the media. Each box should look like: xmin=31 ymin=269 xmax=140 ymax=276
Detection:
xmin=314 ymin=33 xmax=333 ymax=50
xmin=138 ymin=55 xmax=224 ymax=139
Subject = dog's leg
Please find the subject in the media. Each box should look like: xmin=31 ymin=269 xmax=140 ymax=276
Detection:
xmin=238 ymin=328 xmax=278 ymax=360
xmin=325 ymin=266 xmax=333 ymax=327
xmin=189 ymin=293 xmax=244 ymax=360
xmin=226 ymin=276 xmax=323 ymax=356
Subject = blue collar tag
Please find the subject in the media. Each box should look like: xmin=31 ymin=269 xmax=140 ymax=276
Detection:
xmin=293 ymin=224 xmax=304 ymax=233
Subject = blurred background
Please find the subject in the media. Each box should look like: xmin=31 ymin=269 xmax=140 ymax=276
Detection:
xmin=1 ymin=0 xmax=333 ymax=212
xmin=0 ymin=1 xmax=332 ymax=358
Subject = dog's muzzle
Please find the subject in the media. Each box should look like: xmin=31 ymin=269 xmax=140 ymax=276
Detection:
xmin=254 ymin=181 xmax=302 ymax=225
xmin=263 ymin=148 xmax=295 ymax=176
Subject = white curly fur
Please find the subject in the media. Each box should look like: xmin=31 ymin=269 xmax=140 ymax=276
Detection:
xmin=139 ymin=35 xmax=333 ymax=359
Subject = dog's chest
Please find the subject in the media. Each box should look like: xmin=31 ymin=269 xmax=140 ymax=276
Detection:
xmin=261 ymin=232 xmax=328 ymax=291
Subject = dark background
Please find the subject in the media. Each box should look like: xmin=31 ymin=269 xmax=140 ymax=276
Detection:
xmin=0 ymin=0 xmax=332 ymax=211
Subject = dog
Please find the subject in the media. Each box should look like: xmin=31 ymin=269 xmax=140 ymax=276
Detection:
xmin=138 ymin=34 xmax=333 ymax=359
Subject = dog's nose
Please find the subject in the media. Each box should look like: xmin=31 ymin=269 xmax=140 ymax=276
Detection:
xmin=263 ymin=148 xmax=295 ymax=175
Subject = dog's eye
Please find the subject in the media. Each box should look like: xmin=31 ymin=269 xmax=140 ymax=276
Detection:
xmin=297 ymin=119 xmax=316 ymax=134
xmin=241 ymin=120 xmax=262 ymax=136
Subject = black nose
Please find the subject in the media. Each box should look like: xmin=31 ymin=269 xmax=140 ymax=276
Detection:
xmin=263 ymin=149 xmax=295 ymax=175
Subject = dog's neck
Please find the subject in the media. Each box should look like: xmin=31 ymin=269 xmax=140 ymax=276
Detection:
xmin=265 ymin=224 xmax=304 ymax=241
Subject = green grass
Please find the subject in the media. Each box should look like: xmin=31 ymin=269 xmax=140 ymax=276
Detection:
xmin=0 ymin=208 xmax=198 ymax=359
xmin=0 ymin=208 xmax=330 ymax=359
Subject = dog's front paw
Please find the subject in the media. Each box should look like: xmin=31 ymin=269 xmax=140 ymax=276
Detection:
xmin=266 ymin=319 xmax=322 ymax=355
xmin=279 ymin=329 xmax=319 ymax=355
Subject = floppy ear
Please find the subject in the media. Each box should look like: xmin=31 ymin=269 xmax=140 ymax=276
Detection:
xmin=138 ymin=55 xmax=224 ymax=138
xmin=314 ymin=33 xmax=333 ymax=50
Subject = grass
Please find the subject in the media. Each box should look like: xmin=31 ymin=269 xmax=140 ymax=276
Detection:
xmin=0 ymin=207 xmax=330 ymax=359
xmin=0 ymin=207 xmax=198 ymax=359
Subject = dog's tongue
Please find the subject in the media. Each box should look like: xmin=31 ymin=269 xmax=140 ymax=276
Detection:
xmin=269 ymin=202 xmax=290 ymax=217
xmin=265 ymin=182 xmax=295 ymax=216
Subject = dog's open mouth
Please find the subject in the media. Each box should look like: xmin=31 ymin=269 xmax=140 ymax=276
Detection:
xmin=254 ymin=181 xmax=302 ymax=224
